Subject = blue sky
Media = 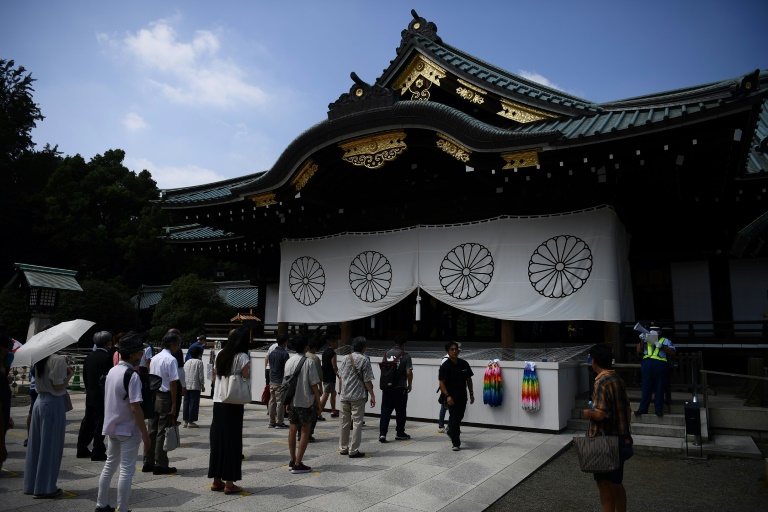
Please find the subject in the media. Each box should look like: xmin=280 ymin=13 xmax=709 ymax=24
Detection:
xmin=2 ymin=0 xmax=766 ymax=190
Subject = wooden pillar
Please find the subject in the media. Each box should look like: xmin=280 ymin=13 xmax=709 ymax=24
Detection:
xmin=501 ymin=320 xmax=515 ymax=350
xmin=277 ymin=322 xmax=288 ymax=336
xmin=603 ymin=322 xmax=621 ymax=360
xmin=340 ymin=321 xmax=352 ymax=347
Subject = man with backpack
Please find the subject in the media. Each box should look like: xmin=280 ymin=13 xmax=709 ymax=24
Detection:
xmin=282 ymin=336 xmax=321 ymax=474
xmin=95 ymin=333 xmax=151 ymax=512
xmin=378 ymin=336 xmax=413 ymax=443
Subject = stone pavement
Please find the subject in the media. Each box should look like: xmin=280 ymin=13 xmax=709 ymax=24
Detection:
xmin=1 ymin=391 xmax=573 ymax=512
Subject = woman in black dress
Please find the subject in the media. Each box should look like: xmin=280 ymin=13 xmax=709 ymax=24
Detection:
xmin=208 ymin=327 xmax=250 ymax=494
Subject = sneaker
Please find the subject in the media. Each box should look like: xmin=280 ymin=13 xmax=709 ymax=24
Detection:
xmin=153 ymin=466 xmax=177 ymax=475
xmin=395 ymin=433 xmax=411 ymax=441
xmin=288 ymin=460 xmax=295 ymax=470
xmin=291 ymin=462 xmax=312 ymax=474
xmin=317 ymin=415 xmax=326 ymax=421
xmin=274 ymin=423 xmax=289 ymax=429
xmin=76 ymin=449 xmax=92 ymax=458
xmin=141 ymin=465 xmax=155 ymax=473
xmin=379 ymin=435 xmax=387 ymax=443
xmin=452 ymin=446 xmax=460 ymax=451
xmin=330 ymin=412 xmax=339 ymax=418
xmin=268 ymin=423 xmax=276 ymax=428
xmin=188 ymin=422 xmax=199 ymax=428
xmin=437 ymin=427 xmax=445 ymax=434
xmin=182 ymin=422 xmax=188 ymax=428
xmin=348 ymin=452 xmax=366 ymax=458
xmin=33 ymin=488 xmax=63 ymax=499
xmin=339 ymin=449 xmax=349 ymax=455
xmin=95 ymin=505 xmax=115 ymax=512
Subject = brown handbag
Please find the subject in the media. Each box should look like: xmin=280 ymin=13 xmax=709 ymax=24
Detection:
xmin=573 ymin=422 xmax=620 ymax=473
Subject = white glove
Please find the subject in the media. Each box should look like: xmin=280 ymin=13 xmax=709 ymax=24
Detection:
xmin=655 ymin=342 xmax=663 ymax=348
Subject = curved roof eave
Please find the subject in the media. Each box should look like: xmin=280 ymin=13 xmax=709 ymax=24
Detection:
xmin=227 ymin=100 xmax=563 ymax=198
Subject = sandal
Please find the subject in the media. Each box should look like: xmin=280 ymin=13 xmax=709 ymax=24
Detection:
xmin=224 ymin=485 xmax=243 ymax=495
xmin=211 ymin=482 xmax=225 ymax=492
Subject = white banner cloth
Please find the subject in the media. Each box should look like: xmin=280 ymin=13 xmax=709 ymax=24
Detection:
xmin=277 ymin=207 xmax=633 ymax=324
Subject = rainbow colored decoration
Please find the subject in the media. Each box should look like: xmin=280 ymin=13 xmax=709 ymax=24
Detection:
xmin=522 ymin=362 xmax=540 ymax=412
xmin=483 ymin=359 xmax=503 ymax=407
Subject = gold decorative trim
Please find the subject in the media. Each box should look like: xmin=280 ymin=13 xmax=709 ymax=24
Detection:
xmin=291 ymin=160 xmax=318 ymax=191
xmin=436 ymin=133 xmax=471 ymax=163
xmin=456 ymin=79 xmax=486 ymax=105
xmin=248 ymin=192 xmax=277 ymax=207
xmin=339 ymin=131 xmax=407 ymax=169
xmin=501 ymin=149 xmax=542 ymax=169
xmin=393 ymin=55 xmax=446 ymax=101
xmin=497 ymin=99 xmax=557 ymax=123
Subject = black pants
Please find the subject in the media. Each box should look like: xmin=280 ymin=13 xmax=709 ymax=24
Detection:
xmin=379 ymin=388 xmax=408 ymax=437
xmin=447 ymin=399 xmax=467 ymax=448
xmin=76 ymin=403 xmax=106 ymax=456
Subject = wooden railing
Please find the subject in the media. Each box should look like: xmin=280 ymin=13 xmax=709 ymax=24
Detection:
xmin=621 ymin=320 xmax=768 ymax=345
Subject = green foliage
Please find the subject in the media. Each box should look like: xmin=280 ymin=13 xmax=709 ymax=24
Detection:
xmin=0 ymin=59 xmax=44 ymax=172
xmin=149 ymin=274 xmax=232 ymax=343
xmin=0 ymin=287 xmax=30 ymax=341
xmin=41 ymin=149 xmax=166 ymax=286
xmin=51 ymin=279 xmax=136 ymax=346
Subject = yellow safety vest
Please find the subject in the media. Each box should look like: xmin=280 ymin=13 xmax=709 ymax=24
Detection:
xmin=644 ymin=337 xmax=668 ymax=362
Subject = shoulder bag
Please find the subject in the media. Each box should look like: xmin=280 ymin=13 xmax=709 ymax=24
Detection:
xmin=573 ymin=420 xmax=620 ymax=473
xmin=163 ymin=423 xmax=180 ymax=451
xmin=219 ymin=354 xmax=252 ymax=404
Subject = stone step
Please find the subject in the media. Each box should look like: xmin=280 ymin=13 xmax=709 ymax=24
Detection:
xmin=570 ymin=408 xmax=685 ymax=426
xmin=574 ymin=398 xmax=688 ymax=415
xmin=567 ymin=418 xmax=687 ymax=438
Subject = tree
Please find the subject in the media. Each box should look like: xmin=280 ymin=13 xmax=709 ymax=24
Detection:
xmin=0 ymin=287 xmax=30 ymax=342
xmin=52 ymin=279 xmax=137 ymax=346
xmin=41 ymin=149 xmax=166 ymax=285
xmin=149 ymin=274 xmax=232 ymax=343
xmin=0 ymin=59 xmax=44 ymax=175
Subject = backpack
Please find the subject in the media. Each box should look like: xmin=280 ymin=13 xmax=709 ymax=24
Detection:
xmin=379 ymin=351 xmax=406 ymax=391
xmin=100 ymin=366 xmax=163 ymax=419
xmin=278 ymin=356 xmax=307 ymax=405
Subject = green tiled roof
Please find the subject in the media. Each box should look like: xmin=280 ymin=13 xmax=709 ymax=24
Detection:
xmin=11 ymin=263 xmax=82 ymax=291
xmin=133 ymin=281 xmax=258 ymax=310
xmin=161 ymin=172 xmax=265 ymax=205
xmin=411 ymin=36 xmax=600 ymax=113
xmin=164 ymin=224 xmax=241 ymax=242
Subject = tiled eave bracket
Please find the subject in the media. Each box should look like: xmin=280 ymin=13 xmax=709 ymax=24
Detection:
xmin=339 ymin=131 xmax=408 ymax=169
xmin=248 ymin=192 xmax=277 ymax=207
xmin=498 ymin=98 xmax=558 ymax=124
xmin=291 ymin=159 xmax=319 ymax=191
xmin=436 ymin=133 xmax=471 ymax=163
xmin=393 ymin=54 xmax=446 ymax=101
xmin=501 ymin=148 xmax=542 ymax=169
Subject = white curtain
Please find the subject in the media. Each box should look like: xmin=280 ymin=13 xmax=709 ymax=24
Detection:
xmin=277 ymin=207 xmax=633 ymax=324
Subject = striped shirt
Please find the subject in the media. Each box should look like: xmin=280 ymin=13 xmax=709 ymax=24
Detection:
xmin=589 ymin=370 xmax=631 ymax=438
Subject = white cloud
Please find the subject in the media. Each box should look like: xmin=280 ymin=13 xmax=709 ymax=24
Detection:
xmin=127 ymin=157 xmax=227 ymax=189
xmin=518 ymin=70 xmax=562 ymax=91
xmin=122 ymin=112 xmax=149 ymax=132
xmin=102 ymin=19 xmax=268 ymax=109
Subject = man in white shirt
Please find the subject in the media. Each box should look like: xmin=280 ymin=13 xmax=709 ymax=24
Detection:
xmin=142 ymin=332 xmax=179 ymax=475
xmin=95 ymin=332 xmax=151 ymax=512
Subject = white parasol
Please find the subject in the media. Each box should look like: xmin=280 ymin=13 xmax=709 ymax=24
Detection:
xmin=14 ymin=319 xmax=95 ymax=367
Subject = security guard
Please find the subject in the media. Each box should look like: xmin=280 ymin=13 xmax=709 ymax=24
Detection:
xmin=635 ymin=325 xmax=676 ymax=418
